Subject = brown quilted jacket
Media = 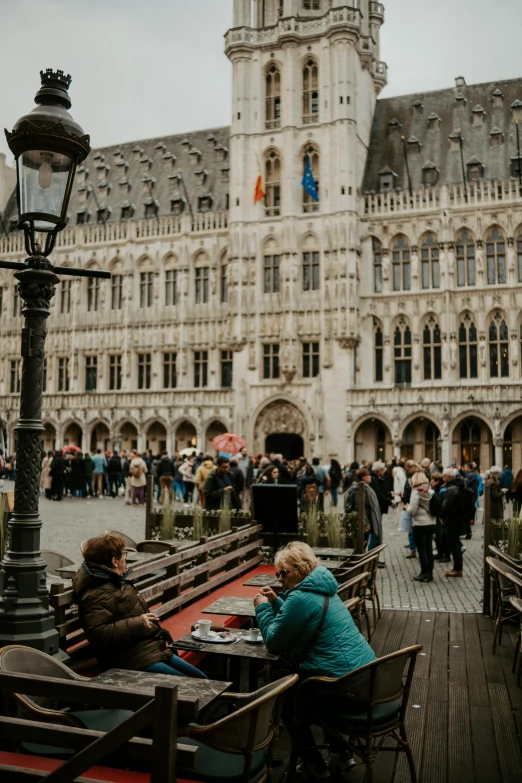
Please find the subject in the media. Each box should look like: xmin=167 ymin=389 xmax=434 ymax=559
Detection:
xmin=73 ymin=563 xmax=171 ymax=671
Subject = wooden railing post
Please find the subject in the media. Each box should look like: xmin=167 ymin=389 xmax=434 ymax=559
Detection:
xmin=483 ymin=482 xmax=491 ymax=615
xmin=151 ymin=683 xmax=178 ymax=783
xmin=357 ymin=483 xmax=365 ymax=554
xmin=145 ymin=474 xmax=154 ymax=539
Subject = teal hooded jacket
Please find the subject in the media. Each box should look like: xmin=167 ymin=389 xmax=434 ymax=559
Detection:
xmin=255 ymin=566 xmax=375 ymax=677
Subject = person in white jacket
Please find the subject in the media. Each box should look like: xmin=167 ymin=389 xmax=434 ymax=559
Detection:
xmin=406 ymin=471 xmax=437 ymax=583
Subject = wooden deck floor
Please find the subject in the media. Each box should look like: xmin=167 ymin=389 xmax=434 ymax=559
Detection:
xmin=274 ymin=610 xmax=522 ymax=783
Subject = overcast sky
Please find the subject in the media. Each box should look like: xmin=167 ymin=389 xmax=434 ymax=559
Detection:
xmin=1 ymin=0 xmax=520 ymax=161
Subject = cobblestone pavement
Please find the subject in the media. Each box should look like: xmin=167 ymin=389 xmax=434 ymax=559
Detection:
xmin=377 ymin=506 xmax=484 ymax=614
xmin=3 ymin=480 xmax=484 ymax=612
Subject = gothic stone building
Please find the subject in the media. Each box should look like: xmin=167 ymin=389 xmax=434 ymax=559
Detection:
xmin=1 ymin=0 xmax=522 ymax=469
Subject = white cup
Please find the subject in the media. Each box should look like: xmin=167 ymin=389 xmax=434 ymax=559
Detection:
xmin=248 ymin=628 xmax=260 ymax=642
xmin=197 ymin=619 xmax=212 ymax=638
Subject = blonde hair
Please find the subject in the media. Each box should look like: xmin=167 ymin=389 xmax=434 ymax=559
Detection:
xmin=410 ymin=471 xmax=429 ymax=487
xmin=274 ymin=541 xmax=319 ymax=577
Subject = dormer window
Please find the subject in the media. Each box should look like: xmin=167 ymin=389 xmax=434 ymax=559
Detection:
xmin=93 ymin=152 xmax=102 ymax=161
xmin=144 ymin=199 xmax=159 ymax=219
xmin=511 ymin=99 xmax=522 ymax=122
xmin=467 ymin=156 xmax=484 ymax=181
xmin=427 ymin=112 xmax=441 ymax=130
xmin=206 ymin=134 xmax=216 ymax=148
xmin=171 ymin=198 xmax=186 ymax=216
xmin=169 ymin=174 xmax=181 ymax=192
xmin=77 ymin=166 xmax=89 ymax=184
xmin=388 ymin=118 xmax=402 ymax=138
xmin=96 ymin=207 xmax=110 ymax=224
xmin=115 ymin=159 xmax=129 ymax=172
xmin=195 ymin=168 xmax=207 ymax=185
xmin=120 ymin=202 xmax=134 ymax=220
xmin=422 ymin=162 xmax=439 ymax=187
xmin=140 ymin=155 xmax=152 ymax=170
xmin=142 ymin=176 xmax=155 ymax=196
xmin=214 ymin=145 xmax=227 ymax=163
xmin=77 ymin=185 xmax=88 ymax=204
xmin=412 ymin=100 xmax=424 ymax=119
xmin=471 ymin=105 xmax=486 ymax=127
xmin=97 ymin=180 xmax=111 ymax=193
xmin=198 ymin=195 xmax=213 ymax=213
xmin=155 ymin=142 xmax=166 ymax=151
xmin=76 ymin=209 xmax=90 ymax=225
xmin=189 ymin=148 xmax=201 ymax=165
xmin=449 ymin=130 xmax=462 ymax=153
xmin=511 ymin=154 xmax=522 ymax=179
xmin=163 ymin=152 xmax=177 ymax=170
xmin=96 ymin=163 xmax=109 ymax=181
xmin=407 ymin=135 xmax=421 ymax=156
xmin=181 ymin=138 xmax=191 ymax=147
xmin=455 ymin=92 xmax=467 ymax=105
xmin=490 ymin=127 xmax=504 ymax=147
xmin=119 ymin=177 xmax=131 ymax=192
xmin=133 ymin=145 xmax=143 ymax=157
xmin=492 ymin=88 xmax=504 ymax=108
xmin=112 ymin=148 xmax=122 ymax=157
xmin=9 ymin=217 xmax=19 ymax=233
xmin=379 ymin=166 xmax=396 ymax=192
xmin=221 ymin=164 xmax=230 ymax=183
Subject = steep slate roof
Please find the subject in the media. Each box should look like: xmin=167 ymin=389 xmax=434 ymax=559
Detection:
xmin=362 ymin=77 xmax=522 ymax=193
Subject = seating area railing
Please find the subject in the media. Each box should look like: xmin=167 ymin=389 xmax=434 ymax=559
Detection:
xmin=49 ymin=522 xmax=263 ymax=662
xmin=0 ymin=670 xmax=196 ymax=781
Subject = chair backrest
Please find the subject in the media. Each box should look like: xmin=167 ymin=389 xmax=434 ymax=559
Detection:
xmin=509 ymin=596 xmax=522 ymax=615
xmin=336 ymin=571 xmax=369 ymax=602
xmin=299 ymin=644 xmax=422 ymax=731
xmin=41 ymin=550 xmax=75 ymax=577
xmin=488 ymin=545 xmax=522 ymax=569
xmin=486 ymin=556 xmax=522 ymax=597
xmin=0 ymin=644 xmax=88 ymax=716
xmin=136 ymin=540 xmax=171 ymax=554
xmin=344 ymin=543 xmax=388 ymax=568
xmin=105 ymin=529 xmax=138 ymax=549
xmin=187 ymin=674 xmax=298 ymax=755
xmin=334 ymin=562 xmax=368 ymax=584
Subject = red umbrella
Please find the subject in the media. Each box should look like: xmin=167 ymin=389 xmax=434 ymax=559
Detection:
xmin=212 ymin=433 xmax=247 ymax=454
xmin=62 ymin=445 xmax=81 ymax=454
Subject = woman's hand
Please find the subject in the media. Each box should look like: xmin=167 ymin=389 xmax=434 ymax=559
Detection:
xmin=141 ymin=612 xmax=158 ymax=631
xmin=253 ymin=593 xmax=269 ymax=607
xmin=259 ymin=587 xmax=279 ymax=603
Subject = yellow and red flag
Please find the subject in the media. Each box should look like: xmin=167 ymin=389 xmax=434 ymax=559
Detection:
xmin=254 ymin=171 xmax=265 ymax=203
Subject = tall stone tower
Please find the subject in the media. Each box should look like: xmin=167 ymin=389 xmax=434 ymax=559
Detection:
xmin=224 ymin=1 xmax=387 ymax=457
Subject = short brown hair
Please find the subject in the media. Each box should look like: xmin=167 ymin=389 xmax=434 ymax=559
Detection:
xmin=354 ymin=468 xmax=369 ymax=482
xmin=82 ymin=534 xmax=126 ymax=568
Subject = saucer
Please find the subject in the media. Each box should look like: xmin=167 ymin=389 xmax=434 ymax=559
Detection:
xmin=243 ymin=636 xmax=263 ymax=644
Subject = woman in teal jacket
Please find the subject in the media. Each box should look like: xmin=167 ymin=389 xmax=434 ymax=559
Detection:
xmin=254 ymin=541 xmax=375 ymax=778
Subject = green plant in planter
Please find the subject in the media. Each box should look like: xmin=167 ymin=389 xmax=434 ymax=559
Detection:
xmin=160 ymin=502 xmax=178 ymax=541
xmin=304 ymin=501 xmax=321 ymax=547
xmin=324 ymin=512 xmax=345 ymax=548
xmin=219 ymin=493 xmax=232 ymax=534
xmin=192 ymin=503 xmax=204 ymax=540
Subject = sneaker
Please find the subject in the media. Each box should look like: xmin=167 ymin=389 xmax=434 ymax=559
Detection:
xmin=296 ymin=761 xmax=330 ymax=781
xmin=328 ymin=753 xmax=356 ymax=775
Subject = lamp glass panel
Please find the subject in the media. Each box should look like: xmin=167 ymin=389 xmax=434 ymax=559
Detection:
xmin=17 ymin=149 xmax=73 ymax=231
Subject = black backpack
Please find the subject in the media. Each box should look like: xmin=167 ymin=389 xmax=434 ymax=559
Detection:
xmin=459 ymin=486 xmax=476 ymax=521
xmin=428 ymin=492 xmax=443 ymax=518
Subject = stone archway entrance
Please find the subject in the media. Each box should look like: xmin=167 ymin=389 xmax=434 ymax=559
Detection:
xmin=254 ymin=400 xmax=307 ymax=459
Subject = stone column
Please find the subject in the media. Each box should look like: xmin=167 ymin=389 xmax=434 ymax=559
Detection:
xmin=494 ymin=438 xmax=503 ymax=468
xmin=440 ymin=437 xmax=451 ymax=468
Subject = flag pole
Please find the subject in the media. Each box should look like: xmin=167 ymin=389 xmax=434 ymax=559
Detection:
xmin=458 ymin=128 xmax=468 ymax=204
xmin=401 ymin=136 xmax=413 ymax=205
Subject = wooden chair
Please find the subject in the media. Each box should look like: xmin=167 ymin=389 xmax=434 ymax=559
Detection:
xmin=486 ymin=557 xmax=522 ymax=653
xmin=289 ymin=644 xmax=422 ymax=783
xmin=509 ymin=596 xmax=522 ymax=687
xmin=346 ymin=545 xmax=388 ymax=628
xmin=178 ymin=674 xmax=298 ymax=783
xmin=488 ymin=545 xmax=522 ymax=571
xmin=41 ymin=550 xmax=75 ymax=577
xmin=337 ymin=572 xmax=371 ymax=639
xmin=0 ymin=645 xmax=132 ymax=756
xmin=136 ymin=540 xmax=171 ymax=554
xmin=105 ymin=529 xmax=138 ymax=552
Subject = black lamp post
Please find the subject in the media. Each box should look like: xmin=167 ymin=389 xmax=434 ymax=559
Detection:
xmin=0 ymin=70 xmax=110 ymax=653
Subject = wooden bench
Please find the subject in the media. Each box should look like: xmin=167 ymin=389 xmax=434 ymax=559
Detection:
xmin=0 ymin=670 xmax=196 ymax=782
xmin=49 ymin=523 xmax=263 ymax=668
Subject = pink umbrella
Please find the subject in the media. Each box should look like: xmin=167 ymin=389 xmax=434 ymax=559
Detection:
xmin=212 ymin=433 xmax=247 ymax=455
xmin=62 ymin=445 xmax=81 ymax=454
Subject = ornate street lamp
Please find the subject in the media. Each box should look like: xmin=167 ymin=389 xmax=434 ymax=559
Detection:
xmin=0 ymin=70 xmax=110 ymax=653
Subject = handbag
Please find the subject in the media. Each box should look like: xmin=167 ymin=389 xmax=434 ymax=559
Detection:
xmin=398 ymin=509 xmax=413 ymax=533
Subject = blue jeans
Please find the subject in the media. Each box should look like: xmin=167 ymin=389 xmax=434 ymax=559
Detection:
xmin=173 ymin=479 xmax=185 ymax=501
xmin=330 ymin=487 xmax=338 ymax=507
xmin=145 ymin=654 xmax=208 ymax=679
xmin=368 ymin=533 xmax=381 ymax=550
xmin=408 ymin=531 xmax=416 ymax=552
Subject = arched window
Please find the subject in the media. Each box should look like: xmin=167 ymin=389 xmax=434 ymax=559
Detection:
xmin=265 ymin=150 xmax=281 ymax=217
xmin=302 ymin=145 xmax=320 ymax=212
xmin=302 ymin=59 xmax=319 ymax=124
xmin=423 ymin=316 xmax=442 ymax=380
xmin=376 ymin=425 xmax=386 ymax=461
xmin=424 ymin=423 xmax=441 ymax=462
xmin=460 ymin=420 xmax=481 ymax=464
xmin=402 ymin=423 xmax=415 ymax=460
xmin=394 ymin=318 xmax=412 ymax=386
xmin=489 ymin=311 xmax=509 ymax=378
xmin=375 ymin=323 xmax=383 ymax=382
xmin=458 ymin=313 xmax=478 ymax=379
xmin=456 ymin=230 xmax=475 ymax=287
xmin=373 ymin=238 xmax=382 ymax=293
xmin=421 ymin=234 xmax=440 ymax=289
xmin=517 ymin=231 xmax=522 ymax=283
xmin=486 ymin=227 xmax=506 ymax=284
xmin=265 ymin=65 xmax=281 ymax=130
xmin=503 ymin=424 xmax=513 ymax=468
xmin=220 ymin=260 xmax=228 ymax=303
xmin=302 ymin=248 xmax=320 ymax=291
xmin=391 ymin=236 xmax=411 ymax=291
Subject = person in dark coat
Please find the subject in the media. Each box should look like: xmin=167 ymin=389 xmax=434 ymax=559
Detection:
xmin=84 ymin=451 xmax=94 ymax=497
xmin=271 ymin=455 xmax=293 ymax=485
xmin=370 ymin=461 xmax=391 ymax=516
xmin=107 ymin=451 xmax=123 ymax=498
xmin=440 ymin=468 xmax=467 ymax=577
xmin=487 ymin=467 xmax=504 ymax=521
xmin=328 ymin=459 xmax=343 ymax=507
xmin=70 ymin=452 xmax=86 ymax=497
xmin=204 ymin=456 xmax=241 ymax=511
xmin=73 ymin=534 xmax=206 ymax=678
xmin=50 ymin=450 xmax=67 ymax=501
xmin=156 ymin=452 xmax=175 ymax=505
xmin=228 ymin=459 xmax=246 ymax=496
xmin=508 ymin=468 xmax=522 ymax=514
xmin=342 ymin=461 xmax=359 ymax=493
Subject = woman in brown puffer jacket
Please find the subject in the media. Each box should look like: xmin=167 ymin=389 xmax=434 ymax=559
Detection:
xmin=73 ymin=534 xmax=207 ymax=678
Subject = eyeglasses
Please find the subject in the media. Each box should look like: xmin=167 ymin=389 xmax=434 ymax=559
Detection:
xmin=121 ymin=551 xmax=128 ymax=558
xmin=275 ymin=568 xmax=293 ymax=579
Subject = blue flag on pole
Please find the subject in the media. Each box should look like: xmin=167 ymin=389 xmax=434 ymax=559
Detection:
xmin=302 ymin=155 xmax=319 ymax=202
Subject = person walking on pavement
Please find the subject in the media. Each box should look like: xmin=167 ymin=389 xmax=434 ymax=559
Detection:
xmin=84 ymin=451 xmax=94 ymax=497
xmin=107 ymin=450 xmax=123 ymax=498
xmin=440 ymin=468 xmax=468 ymax=577
xmin=461 ymin=462 xmax=478 ymax=539
xmin=487 ymin=466 xmax=505 ymax=521
xmin=129 ymin=450 xmax=148 ymax=506
xmin=40 ymin=451 xmax=53 ymax=500
xmin=406 ymin=471 xmax=437 ymax=583
xmin=92 ymin=448 xmax=107 ymax=498
xmin=195 ymin=456 xmax=215 ymax=507
xmin=156 ymin=452 xmax=174 ymax=505
xmin=50 ymin=450 xmax=67 ymax=501
xmin=312 ymin=457 xmax=330 ymax=511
